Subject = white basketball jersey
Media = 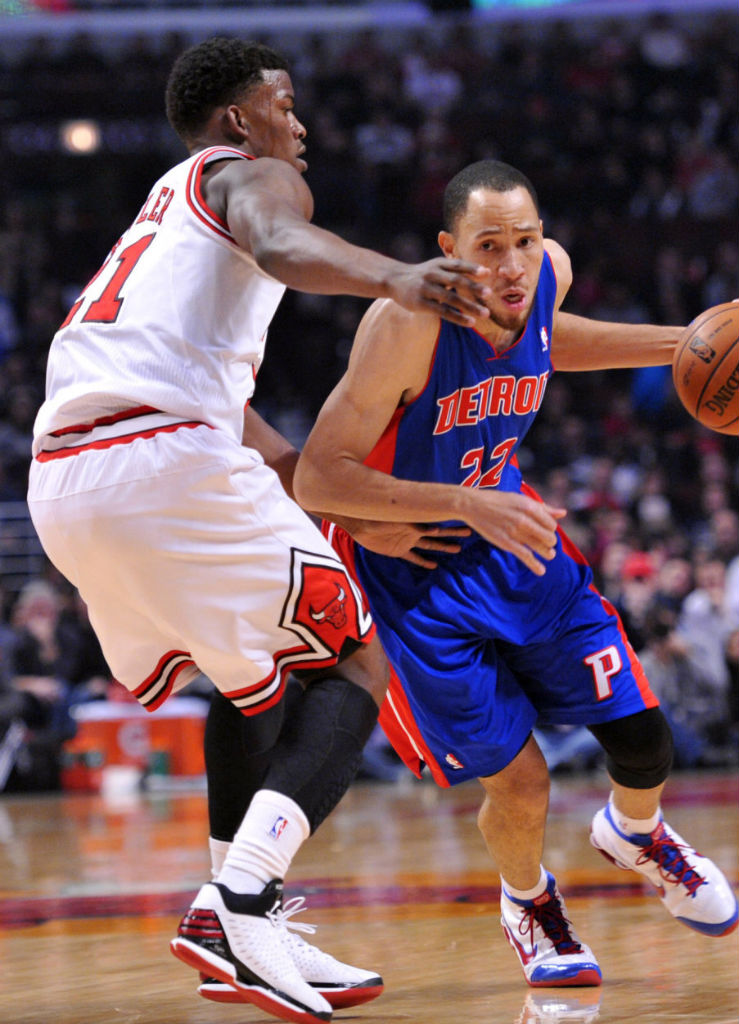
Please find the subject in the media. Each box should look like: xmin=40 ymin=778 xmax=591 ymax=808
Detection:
xmin=33 ymin=146 xmax=286 ymax=455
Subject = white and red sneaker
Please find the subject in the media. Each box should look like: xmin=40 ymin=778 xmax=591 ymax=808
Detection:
xmin=197 ymin=894 xmax=383 ymax=1009
xmin=590 ymin=799 xmax=738 ymax=937
xmin=501 ymin=873 xmax=602 ymax=987
xmin=170 ymin=879 xmax=332 ymax=1024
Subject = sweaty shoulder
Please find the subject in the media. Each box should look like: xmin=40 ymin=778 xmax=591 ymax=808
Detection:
xmin=349 ymin=300 xmax=440 ymax=402
xmin=543 ymin=238 xmax=572 ymax=311
xmin=203 ymin=155 xmax=314 ymax=226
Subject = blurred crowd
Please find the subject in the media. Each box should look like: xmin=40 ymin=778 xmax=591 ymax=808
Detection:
xmin=0 ymin=10 xmax=737 ymax=788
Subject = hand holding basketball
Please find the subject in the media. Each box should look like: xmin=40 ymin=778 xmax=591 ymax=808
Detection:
xmin=672 ymin=302 xmax=739 ymax=435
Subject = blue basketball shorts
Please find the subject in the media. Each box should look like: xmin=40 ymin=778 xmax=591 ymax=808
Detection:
xmin=324 ymin=518 xmax=658 ymax=787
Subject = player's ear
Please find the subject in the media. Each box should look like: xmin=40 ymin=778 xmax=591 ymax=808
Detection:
xmin=222 ymin=104 xmax=248 ymax=143
xmin=438 ymin=230 xmax=456 ymax=258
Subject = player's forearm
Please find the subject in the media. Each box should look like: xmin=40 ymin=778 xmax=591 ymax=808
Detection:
xmin=553 ymin=312 xmax=682 ymax=370
xmin=294 ymin=452 xmax=467 ymax=525
xmin=242 ymin=406 xmax=299 ymax=500
xmin=253 ymin=222 xmax=400 ymax=299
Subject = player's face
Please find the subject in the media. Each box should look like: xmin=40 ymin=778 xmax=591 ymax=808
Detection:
xmin=439 ymin=186 xmax=544 ymax=333
xmin=240 ymin=70 xmax=307 ymax=173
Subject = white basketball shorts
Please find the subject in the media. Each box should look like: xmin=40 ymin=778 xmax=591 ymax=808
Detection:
xmin=28 ymin=411 xmax=374 ymax=715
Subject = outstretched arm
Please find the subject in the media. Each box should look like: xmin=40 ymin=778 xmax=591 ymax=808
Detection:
xmin=294 ymin=300 xmax=565 ymax=577
xmin=541 ymin=240 xmax=682 ymax=370
xmin=552 ymin=311 xmax=682 ymax=370
xmin=209 ymin=158 xmax=493 ymax=327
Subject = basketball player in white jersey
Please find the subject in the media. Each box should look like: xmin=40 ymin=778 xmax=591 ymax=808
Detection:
xmin=25 ymin=36 xmax=550 ymax=1024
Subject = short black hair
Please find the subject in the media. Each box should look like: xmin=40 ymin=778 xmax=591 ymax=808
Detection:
xmin=165 ymin=36 xmax=289 ymax=143
xmin=442 ymin=160 xmax=540 ymax=232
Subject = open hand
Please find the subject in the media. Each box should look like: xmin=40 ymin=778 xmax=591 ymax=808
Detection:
xmin=341 ymin=518 xmax=471 ymax=568
xmin=462 ymin=489 xmax=566 ymax=576
xmin=390 ymin=259 xmax=492 ymax=326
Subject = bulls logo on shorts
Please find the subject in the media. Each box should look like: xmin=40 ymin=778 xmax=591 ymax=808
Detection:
xmin=281 ymin=548 xmax=373 ymax=659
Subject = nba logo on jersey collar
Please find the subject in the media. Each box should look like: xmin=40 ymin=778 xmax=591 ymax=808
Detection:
xmin=540 ymin=326 xmax=549 ymax=351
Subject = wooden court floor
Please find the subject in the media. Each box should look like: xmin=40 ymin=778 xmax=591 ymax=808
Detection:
xmin=0 ymin=770 xmax=737 ymax=1024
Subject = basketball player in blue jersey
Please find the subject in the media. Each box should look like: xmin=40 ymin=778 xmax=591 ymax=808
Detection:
xmin=294 ymin=159 xmax=738 ymax=988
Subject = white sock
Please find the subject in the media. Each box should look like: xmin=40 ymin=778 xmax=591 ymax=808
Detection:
xmin=209 ymin=836 xmax=231 ymax=880
xmin=501 ymin=865 xmax=548 ymax=901
xmin=216 ymin=790 xmax=310 ymax=895
xmin=610 ymin=794 xmax=660 ymax=836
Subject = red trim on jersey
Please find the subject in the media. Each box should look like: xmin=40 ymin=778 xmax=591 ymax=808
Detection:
xmin=595 ymin=592 xmax=658 ymax=708
xmin=320 ymin=520 xmax=447 ymax=786
xmin=133 ymin=649 xmax=197 ymax=711
xmin=185 ymin=147 xmax=253 ymax=243
xmin=226 ymin=643 xmax=367 ymax=718
xmin=363 ymin=321 xmax=443 ymax=474
xmin=48 ymin=405 xmax=159 ymax=437
xmin=36 ymin=420 xmax=209 ymax=461
xmin=520 ymin=480 xmax=658 ymax=709
xmin=364 ymin=406 xmax=403 ymax=474
xmin=379 ymin=666 xmax=450 ymax=787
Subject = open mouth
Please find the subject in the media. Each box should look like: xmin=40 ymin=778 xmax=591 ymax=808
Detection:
xmin=501 ymin=289 xmax=527 ymax=310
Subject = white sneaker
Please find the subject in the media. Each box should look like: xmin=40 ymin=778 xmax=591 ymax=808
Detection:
xmin=590 ymin=800 xmax=738 ymax=937
xmin=170 ymin=879 xmax=332 ymax=1024
xmin=198 ymin=895 xmax=383 ymax=1009
xmin=501 ymin=873 xmax=602 ymax=987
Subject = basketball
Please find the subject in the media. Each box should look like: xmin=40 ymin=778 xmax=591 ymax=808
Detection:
xmin=672 ymin=302 xmax=739 ymax=435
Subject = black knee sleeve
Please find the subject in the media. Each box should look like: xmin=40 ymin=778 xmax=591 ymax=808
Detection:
xmin=263 ymin=678 xmax=379 ymax=834
xmin=205 ymin=681 xmax=302 ymax=841
xmin=588 ymin=707 xmax=673 ymax=789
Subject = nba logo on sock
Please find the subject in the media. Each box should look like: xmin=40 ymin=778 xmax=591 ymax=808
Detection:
xmin=269 ymin=816 xmax=289 ymax=840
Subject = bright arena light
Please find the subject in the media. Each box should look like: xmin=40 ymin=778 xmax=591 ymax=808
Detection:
xmin=60 ymin=120 xmax=102 ymax=154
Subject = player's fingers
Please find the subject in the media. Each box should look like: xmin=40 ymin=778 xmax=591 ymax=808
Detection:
xmin=432 ymin=292 xmax=491 ymax=325
xmin=542 ymin=503 xmax=567 ymax=520
xmin=435 ymin=259 xmax=492 ymax=284
xmin=513 ymin=515 xmax=558 ymax=558
xmin=421 ymin=525 xmax=471 ymax=538
xmin=524 ymin=526 xmax=558 ymax=559
xmin=414 ymin=538 xmax=464 ymax=553
xmin=434 ymin=304 xmax=483 ymax=327
xmin=507 ymin=541 xmax=547 ymax=576
xmin=401 ymin=550 xmax=439 ymax=569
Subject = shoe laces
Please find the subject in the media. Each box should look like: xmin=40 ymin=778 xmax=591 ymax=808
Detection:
xmin=636 ymin=824 xmax=706 ymax=896
xmin=267 ymin=896 xmax=317 ymax=937
xmin=519 ymin=895 xmax=583 ymax=956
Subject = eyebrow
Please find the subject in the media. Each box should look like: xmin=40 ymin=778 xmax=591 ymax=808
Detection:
xmin=473 ymin=223 xmax=539 ymax=237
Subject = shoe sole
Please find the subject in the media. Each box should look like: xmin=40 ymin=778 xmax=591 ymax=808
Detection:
xmin=170 ymin=937 xmax=331 ymax=1024
xmin=503 ymin=922 xmax=602 ymax=988
xmin=199 ymin=976 xmax=384 ymax=1008
xmin=527 ymin=967 xmax=602 ymax=988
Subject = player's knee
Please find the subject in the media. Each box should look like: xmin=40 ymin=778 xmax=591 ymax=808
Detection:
xmin=588 ymin=707 xmax=673 ymax=789
xmin=480 ymin=734 xmax=549 ymax=804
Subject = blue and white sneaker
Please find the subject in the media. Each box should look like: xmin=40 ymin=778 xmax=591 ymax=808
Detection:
xmin=590 ymin=799 xmax=738 ymax=937
xmin=501 ymin=873 xmax=602 ymax=987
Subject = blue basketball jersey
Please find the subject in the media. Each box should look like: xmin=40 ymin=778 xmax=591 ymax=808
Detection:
xmin=365 ymin=251 xmax=556 ymax=500
xmin=355 ymin=251 xmax=560 ymax=615
xmin=344 ymin=252 xmax=657 ymax=784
